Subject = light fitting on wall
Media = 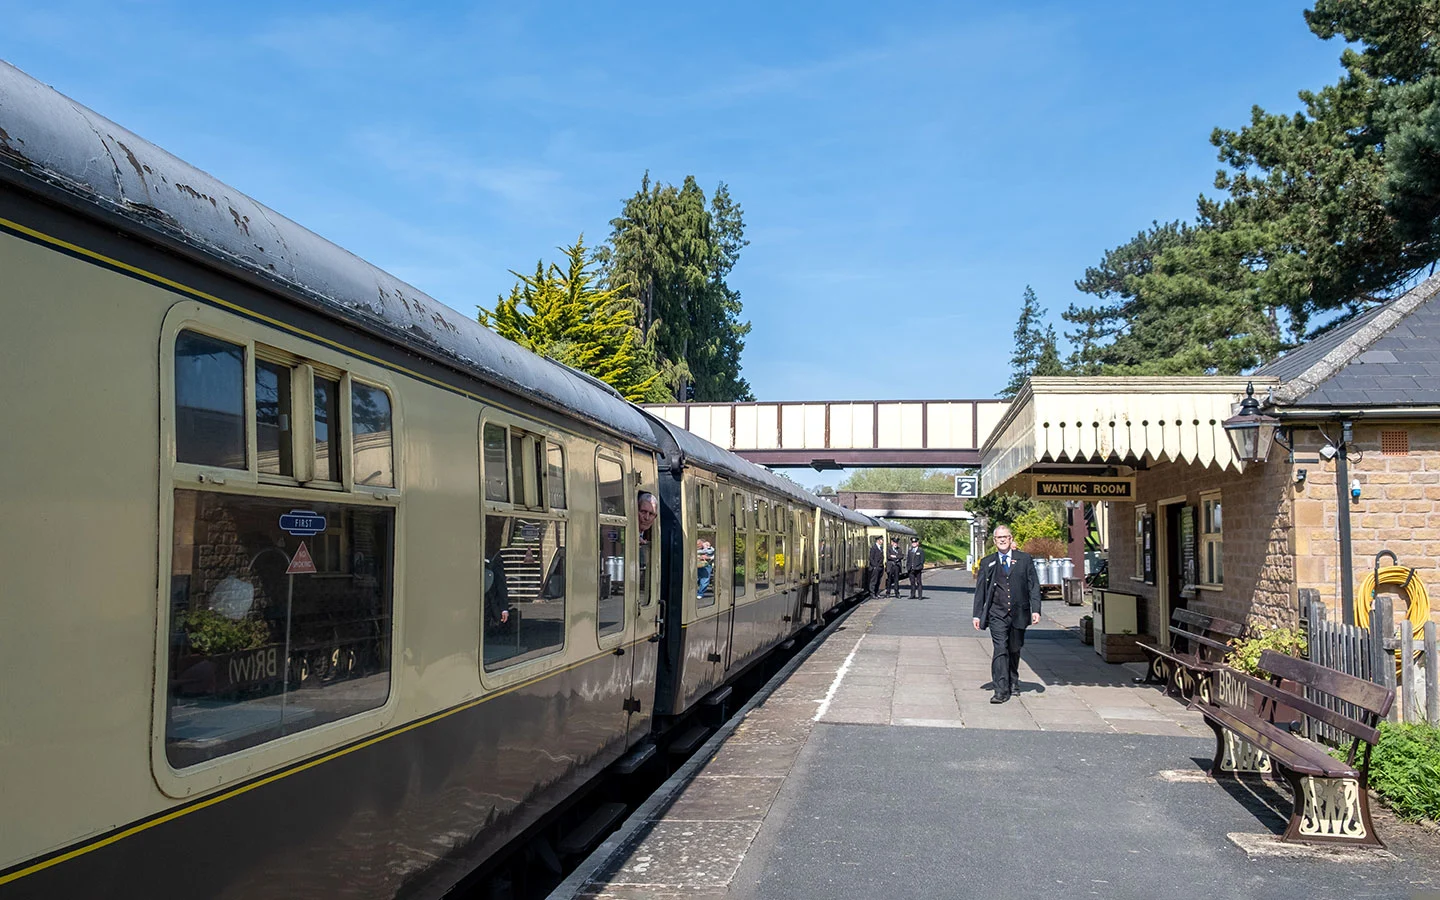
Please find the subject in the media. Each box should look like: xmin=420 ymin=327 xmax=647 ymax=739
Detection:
xmin=1222 ymin=382 xmax=1281 ymax=463
xmin=1295 ymin=468 xmax=1307 ymax=486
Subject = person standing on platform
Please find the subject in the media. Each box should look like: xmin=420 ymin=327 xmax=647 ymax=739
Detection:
xmin=886 ymin=538 xmax=903 ymax=597
xmin=906 ymin=537 xmax=925 ymax=598
xmin=971 ymin=525 xmax=1041 ymax=703
xmin=868 ymin=535 xmax=885 ymax=597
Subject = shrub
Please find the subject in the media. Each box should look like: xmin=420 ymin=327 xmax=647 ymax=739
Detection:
xmin=1022 ymin=536 xmax=1067 ymax=559
xmin=1368 ymin=722 xmax=1440 ymax=822
xmin=1010 ymin=506 xmax=1064 ymax=548
xmin=1225 ymin=625 xmax=1307 ymax=676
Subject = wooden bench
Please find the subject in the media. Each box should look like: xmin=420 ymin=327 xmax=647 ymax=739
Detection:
xmin=1195 ymin=649 xmax=1395 ymax=847
xmin=1135 ymin=608 xmax=1245 ymax=702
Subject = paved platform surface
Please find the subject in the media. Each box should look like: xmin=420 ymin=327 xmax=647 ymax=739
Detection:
xmin=571 ymin=568 xmax=1440 ymax=900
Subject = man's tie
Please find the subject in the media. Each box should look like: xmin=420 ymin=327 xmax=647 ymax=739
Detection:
xmin=1002 ymin=554 xmax=1011 ymax=573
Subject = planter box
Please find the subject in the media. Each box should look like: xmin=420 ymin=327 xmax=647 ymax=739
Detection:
xmin=1096 ymin=631 xmax=1152 ymax=664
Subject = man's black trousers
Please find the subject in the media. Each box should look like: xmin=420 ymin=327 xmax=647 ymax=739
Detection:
xmin=868 ymin=567 xmax=882 ymax=596
xmin=886 ymin=567 xmax=901 ymax=596
xmin=988 ymin=613 xmax=1026 ymax=697
xmin=908 ymin=570 xmax=923 ymax=597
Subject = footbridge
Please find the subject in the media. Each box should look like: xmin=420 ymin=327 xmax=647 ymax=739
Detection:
xmin=832 ymin=491 xmax=971 ymax=520
xmin=643 ymin=399 xmax=1008 ymax=469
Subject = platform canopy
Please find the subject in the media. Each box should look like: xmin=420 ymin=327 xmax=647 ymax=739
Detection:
xmin=979 ymin=377 xmax=1279 ymax=496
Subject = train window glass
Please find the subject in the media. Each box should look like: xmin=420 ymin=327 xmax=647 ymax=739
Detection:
xmin=352 ymin=382 xmax=394 ymax=488
xmin=255 ymin=361 xmax=294 ymax=477
xmin=483 ymin=424 xmax=509 ymax=502
xmin=698 ymin=484 xmax=716 ymax=527
xmin=597 ymin=457 xmax=624 ymax=517
xmin=733 ymin=494 xmax=747 ymax=599
xmin=696 ymin=530 xmax=717 ymax=607
xmin=165 ymin=490 xmax=393 ymax=768
xmin=511 ymin=433 xmax=528 ymax=507
xmin=546 ymin=442 xmax=566 ymax=509
xmin=756 ymin=499 xmax=769 ymax=534
xmin=175 ymin=331 xmax=247 ymax=469
xmin=754 ymin=533 xmax=771 ymax=591
xmin=312 ymin=376 xmax=342 ymax=483
xmin=484 ymin=515 xmax=567 ymax=669
xmin=598 ymin=522 xmax=626 ymax=636
xmin=775 ymin=535 xmax=788 ymax=583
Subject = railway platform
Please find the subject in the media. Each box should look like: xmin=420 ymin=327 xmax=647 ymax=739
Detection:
xmin=555 ymin=567 xmax=1440 ymax=900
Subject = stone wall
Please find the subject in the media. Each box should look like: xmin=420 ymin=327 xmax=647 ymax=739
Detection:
xmin=1106 ymin=455 xmax=1294 ymax=635
xmin=1290 ymin=423 xmax=1440 ymax=624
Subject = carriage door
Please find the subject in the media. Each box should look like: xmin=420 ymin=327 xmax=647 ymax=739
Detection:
xmin=718 ymin=482 xmax=739 ymax=670
xmin=597 ymin=452 xmax=637 ymax=732
xmin=693 ymin=479 xmax=729 ymax=676
xmin=631 ymin=451 xmax=661 ymax=730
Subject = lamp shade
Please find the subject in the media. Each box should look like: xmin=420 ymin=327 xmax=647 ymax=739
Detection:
xmin=1222 ymin=382 xmax=1280 ymax=463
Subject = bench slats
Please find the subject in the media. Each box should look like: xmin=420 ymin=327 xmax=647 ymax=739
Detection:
xmin=1169 ymin=627 xmax=1232 ymax=655
xmin=1219 ymin=667 xmax=1381 ymax=746
xmin=1200 ymin=702 xmax=1358 ymax=779
xmin=1258 ymin=650 xmax=1394 ymax=717
xmin=1173 ymin=608 xmax=1246 ymax=637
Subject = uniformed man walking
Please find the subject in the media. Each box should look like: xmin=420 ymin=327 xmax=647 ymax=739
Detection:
xmin=971 ymin=525 xmax=1041 ymax=703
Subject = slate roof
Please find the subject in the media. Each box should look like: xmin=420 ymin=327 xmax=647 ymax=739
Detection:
xmin=1256 ymin=274 xmax=1440 ymax=409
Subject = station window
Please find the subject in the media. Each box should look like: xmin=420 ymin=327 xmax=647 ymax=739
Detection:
xmin=1133 ymin=505 xmax=1147 ymax=581
xmin=597 ymin=455 xmax=628 ymax=636
xmin=174 ymin=331 xmax=247 ymax=469
xmin=165 ymin=491 xmax=393 ymax=768
xmin=1201 ymin=492 xmax=1223 ymax=586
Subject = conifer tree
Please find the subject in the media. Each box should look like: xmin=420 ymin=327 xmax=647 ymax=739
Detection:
xmin=479 ymin=236 xmax=663 ymax=402
xmin=1001 ymin=286 xmax=1060 ymax=399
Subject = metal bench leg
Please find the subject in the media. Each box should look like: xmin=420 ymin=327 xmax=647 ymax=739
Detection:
xmin=1139 ymin=653 xmax=1170 ymax=688
xmin=1278 ymin=767 xmax=1383 ymax=847
xmin=1204 ymin=718 xmax=1271 ymax=776
xmin=1171 ymin=665 xmax=1194 ymax=700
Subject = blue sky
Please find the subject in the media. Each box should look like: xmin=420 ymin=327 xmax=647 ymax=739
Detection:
xmin=5 ymin=1 xmax=1346 ymax=485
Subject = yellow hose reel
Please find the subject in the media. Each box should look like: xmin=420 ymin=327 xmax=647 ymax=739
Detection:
xmin=1354 ymin=551 xmax=1432 ymax=641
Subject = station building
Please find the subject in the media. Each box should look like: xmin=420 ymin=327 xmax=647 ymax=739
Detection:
xmin=979 ymin=276 xmax=1440 ymax=645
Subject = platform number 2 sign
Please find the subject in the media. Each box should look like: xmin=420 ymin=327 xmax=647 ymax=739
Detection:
xmin=954 ymin=475 xmax=978 ymax=498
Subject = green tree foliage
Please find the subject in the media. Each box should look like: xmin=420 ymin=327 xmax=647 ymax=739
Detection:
xmin=1068 ymin=2 xmax=1440 ymax=374
xmin=1002 ymin=286 xmax=1064 ymax=398
xmin=1009 ymin=506 xmax=1064 ymax=550
xmin=479 ymin=236 xmax=664 ymax=402
xmin=604 ymin=174 xmax=754 ymax=402
xmin=837 ymin=468 xmax=960 ymax=493
xmin=965 ymin=491 xmax=1036 ymax=528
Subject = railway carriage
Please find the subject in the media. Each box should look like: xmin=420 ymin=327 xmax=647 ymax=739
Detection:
xmin=0 ymin=61 xmax=879 ymax=899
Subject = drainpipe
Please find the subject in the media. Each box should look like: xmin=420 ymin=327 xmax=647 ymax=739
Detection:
xmin=1336 ymin=419 xmax=1355 ymax=625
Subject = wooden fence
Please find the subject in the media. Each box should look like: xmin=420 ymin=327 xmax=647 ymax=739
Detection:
xmin=1301 ymin=590 xmax=1438 ymax=737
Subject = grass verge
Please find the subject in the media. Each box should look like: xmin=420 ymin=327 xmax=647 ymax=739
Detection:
xmin=1369 ymin=721 xmax=1440 ymax=822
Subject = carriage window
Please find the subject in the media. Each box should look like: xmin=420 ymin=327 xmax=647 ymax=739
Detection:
xmin=597 ymin=455 xmax=627 ymax=636
xmin=165 ymin=490 xmax=393 ymax=768
xmin=754 ymin=533 xmax=771 ymax=591
xmin=598 ymin=457 xmax=625 ymax=517
xmin=314 ymin=377 xmax=341 ymax=483
xmin=175 ymin=331 xmax=247 ymax=469
xmin=733 ymin=494 xmax=747 ymax=599
xmin=775 ymin=535 xmax=788 ymax=583
xmin=352 ymin=383 xmax=393 ymax=488
xmin=696 ymin=530 xmax=717 ymax=607
xmin=483 ymin=424 xmax=508 ymax=502
xmin=255 ymin=360 xmax=294 ymax=477
xmin=547 ymin=443 xmax=566 ymax=509
xmin=484 ymin=514 xmax=567 ymax=669
xmin=599 ymin=521 xmax=627 ymax=634
xmin=511 ymin=433 xmax=527 ymax=507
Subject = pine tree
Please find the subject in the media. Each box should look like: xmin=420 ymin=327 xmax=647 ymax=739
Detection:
xmin=605 ymin=174 xmax=753 ymax=401
xmin=1001 ymin=286 xmax=1058 ymax=399
xmin=479 ymin=236 xmax=663 ymax=402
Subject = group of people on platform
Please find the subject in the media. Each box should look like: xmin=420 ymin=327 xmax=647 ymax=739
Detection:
xmin=868 ymin=534 xmax=926 ymax=599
